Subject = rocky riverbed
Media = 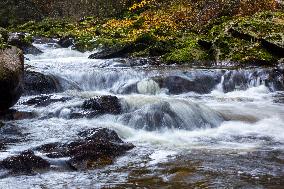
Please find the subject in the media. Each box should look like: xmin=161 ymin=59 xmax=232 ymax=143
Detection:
xmin=0 ymin=43 xmax=283 ymax=188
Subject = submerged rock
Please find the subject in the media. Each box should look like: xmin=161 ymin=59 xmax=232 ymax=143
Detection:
xmin=23 ymin=95 xmax=71 ymax=107
xmin=23 ymin=71 xmax=63 ymax=95
xmin=119 ymin=100 xmax=224 ymax=131
xmin=35 ymin=128 xmax=134 ymax=170
xmin=0 ymin=150 xmax=50 ymax=174
xmin=0 ymin=46 xmax=24 ymax=111
xmin=0 ymin=109 xmax=36 ymax=121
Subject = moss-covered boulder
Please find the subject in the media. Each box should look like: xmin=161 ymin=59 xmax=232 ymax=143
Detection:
xmin=204 ymin=11 xmax=284 ymax=65
xmin=0 ymin=46 xmax=24 ymax=111
xmin=163 ymin=36 xmax=211 ymax=64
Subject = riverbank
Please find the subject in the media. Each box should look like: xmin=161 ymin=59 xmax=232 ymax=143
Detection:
xmin=0 ymin=1 xmax=283 ymax=67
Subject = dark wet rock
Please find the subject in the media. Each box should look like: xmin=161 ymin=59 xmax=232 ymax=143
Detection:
xmin=58 ymin=36 xmax=74 ymax=48
xmin=34 ymin=142 xmax=63 ymax=158
xmin=88 ymin=42 xmax=148 ymax=59
xmin=7 ymin=33 xmax=43 ymax=55
xmin=119 ymin=72 xmax=222 ymax=95
xmin=263 ymin=68 xmax=284 ymax=91
xmin=0 ymin=46 xmax=24 ymax=111
xmin=68 ymin=128 xmax=134 ymax=170
xmin=35 ymin=128 xmax=134 ymax=170
xmin=222 ymin=68 xmax=284 ymax=93
xmin=68 ymin=96 xmax=122 ymax=119
xmin=69 ymin=112 xmax=101 ymax=119
xmin=78 ymin=128 xmax=124 ymax=143
xmin=153 ymin=74 xmax=221 ymax=94
xmin=222 ymin=70 xmax=249 ymax=93
xmin=23 ymin=95 xmax=71 ymax=107
xmin=0 ymin=150 xmax=50 ymax=174
xmin=23 ymin=71 xmax=63 ymax=95
xmin=82 ymin=96 xmax=122 ymax=114
xmin=66 ymin=96 xmax=122 ymax=119
xmin=0 ymin=109 xmax=36 ymax=121
xmin=117 ymin=82 xmax=139 ymax=94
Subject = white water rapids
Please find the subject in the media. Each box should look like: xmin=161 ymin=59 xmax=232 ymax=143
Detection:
xmin=0 ymin=44 xmax=283 ymax=188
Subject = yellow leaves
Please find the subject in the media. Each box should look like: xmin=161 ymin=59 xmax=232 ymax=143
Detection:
xmin=103 ymin=19 xmax=134 ymax=29
xmin=129 ymin=0 xmax=155 ymax=11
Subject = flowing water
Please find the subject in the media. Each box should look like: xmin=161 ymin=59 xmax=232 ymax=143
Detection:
xmin=0 ymin=44 xmax=284 ymax=188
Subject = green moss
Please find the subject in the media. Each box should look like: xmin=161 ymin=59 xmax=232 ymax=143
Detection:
xmin=11 ymin=19 xmax=76 ymax=38
xmin=163 ymin=35 xmax=211 ymax=63
xmin=213 ymin=36 xmax=276 ymax=64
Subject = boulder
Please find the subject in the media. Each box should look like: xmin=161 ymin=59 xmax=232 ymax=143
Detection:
xmin=57 ymin=36 xmax=74 ymax=48
xmin=0 ymin=46 xmax=24 ymax=111
xmin=222 ymin=70 xmax=249 ymax=93
xmin=153 ymin=74 xmax=221 ymax=94
xmin=118 ymin=100 xmax=224 ymax=131
xmin=23 ymin=71 xmax=63 ymax=95
xmin=222 ymin=68 xmax=284 ymax=93
xmin=262 ymin=68 xmax=284 ymax=91
xmin=35 ymin=128 xmax=134 ymax=170
xmin=8 ymin=33 xmax=42 ymax=55
xmin=0 ymin=150 xmax=50 ymax=174
xmin=69 ymin=96 xmax=122 ymax=119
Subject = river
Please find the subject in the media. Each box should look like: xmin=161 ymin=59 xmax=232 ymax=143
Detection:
xmin=0 ymin=43 xmax=283 ymax=188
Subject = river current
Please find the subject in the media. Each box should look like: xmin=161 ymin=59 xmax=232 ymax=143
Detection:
xmin=0 ymin=43 xmax=283 ymax=188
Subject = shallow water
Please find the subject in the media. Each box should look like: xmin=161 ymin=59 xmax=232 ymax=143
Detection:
xmin=1 ymin=44 xmax=283 ymax=188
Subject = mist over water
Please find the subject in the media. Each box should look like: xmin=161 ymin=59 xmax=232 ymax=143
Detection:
xmin=1 ymin=44 xmax=283 ymax=188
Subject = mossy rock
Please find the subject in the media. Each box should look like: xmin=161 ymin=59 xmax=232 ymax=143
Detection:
xmin=213 ymin=36 xmax=277 ymax=64
xmin=205 ymin=11 xmax=283 ymax=64
xmin=162 ymin=35 xmax=212 ymax=64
